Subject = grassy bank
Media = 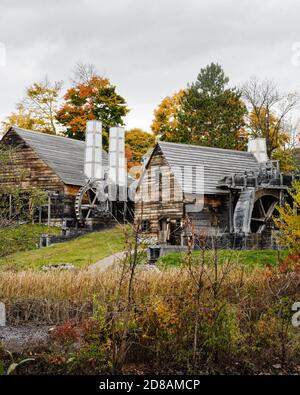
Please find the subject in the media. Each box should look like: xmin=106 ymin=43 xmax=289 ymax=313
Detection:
xmin=0 ymin=224 xmax=60 ymax=258
xmin=157 ymin=249 xmax=288 ymax=268
xmin=0 ymin=226 xmax=126 ymax=270
xmin=0 ymin=225 xmax=288 ymax=271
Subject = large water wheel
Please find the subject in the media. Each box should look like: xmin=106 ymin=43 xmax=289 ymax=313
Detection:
xmin=250 ymin=195 xmax=278 ymax=233
xmin=75 ymin=181 xmax=110 ymax=224
xmin=233 ymin=188 xmax=280 ymax=234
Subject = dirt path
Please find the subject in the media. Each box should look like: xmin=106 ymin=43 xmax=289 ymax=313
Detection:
xmin=87 ymin=250 xmax=127 ymax=272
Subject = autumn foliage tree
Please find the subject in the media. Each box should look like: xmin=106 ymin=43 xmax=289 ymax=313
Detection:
xmin=274 ymin=181 xmax=300 ymax=253
xmin=249 ymin=108 xmax=297 ymax=173
xmin=272 ymin=149 xmax=298 ymax=174
xmin=125 ymin=128 xmax=155 ymax=168
xmin=151 ymin=90 xmax=184 ymax=141
xmin=56 ymin=67 xmax=129 ymax=148
xmin=3 ymin=77 xmax=62 ymax=134
xmin=2 ymin=103 xmax=36 ymax=132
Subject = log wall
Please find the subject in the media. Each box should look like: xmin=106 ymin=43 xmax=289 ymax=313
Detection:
xmin=0 ymin=130 xmax=79 ymax=224
xmin=1 ymin=131 xmax=65 ymax=193
xmin=186 ymin=194 xmax=231 ymax=234
xmin=135 ymin=146 xmax=184 ymax=239
xmin=135 ymin=146 xmax=232 ymax=242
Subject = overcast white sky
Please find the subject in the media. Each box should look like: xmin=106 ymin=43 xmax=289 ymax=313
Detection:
xmin=0 ymin=0 xmax=300 ymax=132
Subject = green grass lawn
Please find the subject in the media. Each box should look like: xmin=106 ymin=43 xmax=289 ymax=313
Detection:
xmin=0 ymin=226 xmax=126 ymax=271
xmin=157 ymin=249 xmax=289 ymax=268
xmin=0 ymin=224 xmax=60 ymax=258
xmin=0 ymin=223 xmax=289 ymax=271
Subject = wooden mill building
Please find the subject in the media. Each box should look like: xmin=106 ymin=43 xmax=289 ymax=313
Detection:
xmin=135 ymin=141 xmax=295 ymax=248
xmin=0 ymin=126 xmax=109 ymax=226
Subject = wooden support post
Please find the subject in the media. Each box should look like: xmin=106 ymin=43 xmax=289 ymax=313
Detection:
xmin=229 ymin=192 xmax=233 ymax=233
xmin=38 ymin=206 xmax=42 ymax=224
xmin=123 ymin=201 xmax=127 ymax=223
xmin=47 ymin=194 xmax=51 ymax=227
xmin=9 ymin=194 xmax=12 ymax=220
xmin=279 ymin=190 xmax=284 ymax=206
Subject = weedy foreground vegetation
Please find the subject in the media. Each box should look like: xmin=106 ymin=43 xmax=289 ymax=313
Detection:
xmin=1 ymin=248 xmax=300 ymax=375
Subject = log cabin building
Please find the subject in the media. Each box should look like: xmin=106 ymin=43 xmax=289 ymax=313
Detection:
xmin=135 ymin=140 xmax=296 ymax=249
xmin=0 ymin=126 xmax=109 ymax=226
xmin=0 ymin=126 xmax=297 ymax=248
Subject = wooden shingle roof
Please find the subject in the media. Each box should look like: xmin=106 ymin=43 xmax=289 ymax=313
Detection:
xmin=10 ymin=127 xmax=108 ymax=186
xmin=158 ymin=141 xmax=260 ymax=194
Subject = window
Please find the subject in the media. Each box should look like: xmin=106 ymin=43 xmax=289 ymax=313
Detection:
xmin=170 ymin=174 xmax=175 ymax=200
xmin=141 ymin=219 xmax=150 ymax=232
xmin=159 ymin=172 xmax=163 ymax=202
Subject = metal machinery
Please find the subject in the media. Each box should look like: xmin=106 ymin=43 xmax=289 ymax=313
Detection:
xmin=218 ymin=160 xmax=295 ymax=235
xmin=74 ymin=121 xmax=128 ymax=226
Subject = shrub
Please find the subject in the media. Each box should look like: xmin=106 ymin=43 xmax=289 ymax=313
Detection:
xmin=0 ymin=224 xmax=60 ymax=258
xmin=1 ymin=263 xmax=300 ymax=374
xmin=274 ymin=181 xmax=300 ymax=253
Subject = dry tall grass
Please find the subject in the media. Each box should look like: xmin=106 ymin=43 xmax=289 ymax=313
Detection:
xmin=0 ymin=264 xmax=286 ymax=324
xmin=1 ymin=259 xmax=300 ymax=373
xmin=0 ymin=265 xmax=262 ymax=298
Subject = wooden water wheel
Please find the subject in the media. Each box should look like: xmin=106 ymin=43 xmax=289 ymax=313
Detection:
xmin=75 ymin=181 xmax=110 ymax=224
xmin=250 ymin=195 xmax=278 ymax=233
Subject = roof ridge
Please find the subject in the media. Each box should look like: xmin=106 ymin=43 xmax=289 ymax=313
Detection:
xmin=158 ymin=140 xmax=255 ymax=156
xmin=13 ymin=127 xmax=85 ymax=144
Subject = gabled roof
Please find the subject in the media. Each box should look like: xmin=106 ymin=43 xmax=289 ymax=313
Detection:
xmin=5 ymin=127 xmax=108 ymax=186
xmin=157 ymin=141 xmax=260 ymax=194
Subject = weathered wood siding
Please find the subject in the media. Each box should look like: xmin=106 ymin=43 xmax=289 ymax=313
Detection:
xmin=64 ymin=184 xmax=81 ymax=197
xmin=135 ymin=146 xmax=232 ymax=241
xmin=135 ymin=146 xmax=184 ymax=239
xmin=186 ymin=195 xmax=231 ymax=234
xmin=0 ymin=130 xmax=79 ymax=224
xmin=1 ymin=130 xmax=65 ymax=193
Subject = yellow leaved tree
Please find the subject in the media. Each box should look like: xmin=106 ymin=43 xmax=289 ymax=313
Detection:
xmin=274 ymin=181 xmax=300 ymax=252
xmin=249 ymin=108 xmax=297 ymax=173
xmin=3 ymin=77 xmax=62 ymax=135
xmin=151 ymin=90 xmax=184 ymax=141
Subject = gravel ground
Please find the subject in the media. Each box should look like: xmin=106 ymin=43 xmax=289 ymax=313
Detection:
xmin=0 ymin=325 xmax=51 ymax=353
